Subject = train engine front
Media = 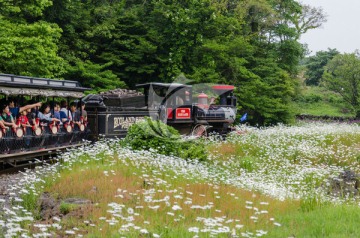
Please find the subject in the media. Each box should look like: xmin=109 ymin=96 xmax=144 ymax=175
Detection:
xmin=193 ymin=85 xmax=237 ymax=136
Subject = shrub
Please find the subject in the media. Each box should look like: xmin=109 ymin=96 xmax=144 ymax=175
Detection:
xmin=123 ymin=118 xmax=207 ymax=160
xmin=239 ymin=156 xmax=257 ymax=172
xmin=178 ymin=140 xmax=208 ymax=161
xmin=123 ymin=117 xmax=181 ymax=155
xmin=300 ymin=195 xmax=323 ymax=212
xmin=305 ymin=93 xmax=322 ymax=103
xmin=59 ymin=202 xmax=77 ymax=215
xmin=21 ymin=189 xmax=40 ymax=213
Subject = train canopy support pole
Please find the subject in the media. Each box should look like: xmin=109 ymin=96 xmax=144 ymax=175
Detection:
xmin=80 ymin=98 xmax=82 ymax=117
xmin=52 ymin=96 xmax=55 ymax=116
xmin=67 ymin=97 xmax=70 ymax=120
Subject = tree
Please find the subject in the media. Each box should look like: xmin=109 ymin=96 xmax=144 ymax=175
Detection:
xmin=237 ymin=56 xmax=295 ymax=125
xmin=37 ymin=0 xmax=324 ymax=124
xmin=98 ymin=4 xmax=159 ymax=87
xmin=239 ymin=0 xmax=306 ymax=75
xmin=305 ymin=48 xmax=339 ymax=86
xmin=43 ymin=0 xmax=127 ymax=91
xmin=0 ymin=20 xmax=65 ymax=78
xmin=0 ymin=0 xmax=65 ymax=78
xmin=0 ymin=0 xmax=52 ymax=19
xmin=62 ymin=61 xmax=126 ymax=93
xmin=293 ymin=4 xmax=327 ymax=40
xmin=322 ymin=52 xmax=360 ymax=117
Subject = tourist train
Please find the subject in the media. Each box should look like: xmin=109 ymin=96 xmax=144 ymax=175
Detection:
xmin=0 ymin=74 xmax=237 ymax=166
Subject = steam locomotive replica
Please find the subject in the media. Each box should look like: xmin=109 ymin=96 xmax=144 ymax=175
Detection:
xmin=0 ymin=74 xmax=237 ymax=166
xmin=85 ymin=82 xmax=237 ymax=139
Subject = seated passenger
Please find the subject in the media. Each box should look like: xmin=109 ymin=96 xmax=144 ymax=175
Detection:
xmin=0 ymin=116 xmax=9 ymax=130
xmin=17 ymin=110 xmax=32 ymax=135
xmin=7 ymin=98 xmax=42 ymax=119
xmin=68 ymin=102 xmax=77 ymax=121
xmin=60 ymin=100 xmax=69 ymax=123
xmin=26 ymin=108 xmax=42 ymax=136
xmin=17 ymin=110 xmax=32 ymax=129
xmin=1 ymin=104 xmax=17 ymax=129
xmin=26 ymin=108 xmax=36 ymax=126
xmin=37 ymin=104 xmax=60 ymax=125
xmin=53 ymin=102 xmax=62 ymax=124
xmin=74 ymin=101 xmax=87 ymax=122
xmin=73 ymin=101 xmax=88 ymax=130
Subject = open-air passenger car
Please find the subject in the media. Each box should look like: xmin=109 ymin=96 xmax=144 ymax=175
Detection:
xmin=0 ymin=74 xmax=89 ymax=166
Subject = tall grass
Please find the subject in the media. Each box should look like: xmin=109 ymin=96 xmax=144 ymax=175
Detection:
xmin=42 ymin=152 xmax=284 ymax=237
xmin=267 ymin=205 xmax=360 ymax=238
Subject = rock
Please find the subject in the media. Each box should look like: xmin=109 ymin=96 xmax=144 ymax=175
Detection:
xmin=63 ymin=197 xmax=91 ymax=205
xmin=89 ymin=186 xmax=98 ymax=193
xmin=39 ymin=192 xmax=60 ymax=220
xmin=327 ymin=170 xmax=359 ymax=197
xmin=38 ymin=193 xmax=93 ymax=221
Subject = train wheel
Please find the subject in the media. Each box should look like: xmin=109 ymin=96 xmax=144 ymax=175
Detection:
xmin=191 ymin=124 xmax=207 ymax=137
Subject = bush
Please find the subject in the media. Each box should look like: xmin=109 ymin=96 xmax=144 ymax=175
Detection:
xmin=123 ymin=118 xmax=207 ymax=161
xmin=305 ymin=93 xmax=322 ymax=103
xmin=178 ymin=140 xmax=208 ymax=161
xmin=123 ymin=117 xmax=181 ymax=155
xmin=59 ymin=202 xmax=77 ymax=215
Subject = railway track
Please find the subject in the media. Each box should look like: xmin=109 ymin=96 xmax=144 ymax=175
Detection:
xmin=0 ymin=143 xmax=83 ymax=174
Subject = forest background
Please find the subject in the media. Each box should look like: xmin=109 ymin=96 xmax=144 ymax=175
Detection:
xmin=0 ymin=0 xmax=357 ymax=125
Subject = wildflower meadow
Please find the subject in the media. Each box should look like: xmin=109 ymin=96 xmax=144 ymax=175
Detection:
xmin=1 ymin=122 xmax=360 ymax=237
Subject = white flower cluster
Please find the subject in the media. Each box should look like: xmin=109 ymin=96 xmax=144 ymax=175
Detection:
xmin=1 ymin=122 xmax=359 ymax=237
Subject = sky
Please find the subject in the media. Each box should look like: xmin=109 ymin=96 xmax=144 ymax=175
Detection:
xmin=298 ymin=0 xmax=360 ymax=55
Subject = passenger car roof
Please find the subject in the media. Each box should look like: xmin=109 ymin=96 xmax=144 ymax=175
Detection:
xmin=136 ymin=82 xmax=192 ymax=89
xmin=0 ymin=74 xmax=89 ymax=98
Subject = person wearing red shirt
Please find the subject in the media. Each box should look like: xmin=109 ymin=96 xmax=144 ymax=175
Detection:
xmin=17 ymin=110 xmax=32 ymax=134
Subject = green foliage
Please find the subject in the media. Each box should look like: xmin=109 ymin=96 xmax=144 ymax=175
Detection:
xmin=323 ymin=52 xmax=360 ymax=117
xmin=0 ymin=0 xmax=52 ymax=18
xmin=292 ymin=85 xmax=353 ymax=117
xmin=268 ymin=205 xmax=360 ymax=238
xmin=59 ymin=202 xmax=78 ymax=215
xmin=305 ymin=48 xmax=339 ymax=86
xmin=177 ymin=140 xmax=208 ymax=161
xmin=98 ymin=4 xmax=159 ymax=87
xmin=123 ymin=117 xmax=180 ymax=155
xmin=123 ymin=118 xmax=207 ymax=161
xmin=300 ymin=194 xmax=323 ymax=212
xmin=301 ymin=93 xmax=322 ymax=103
xmin=239 ymin=156 xmax=257 ymax=172
xmin=0 ymin=0 xmax=328 ymax=124
xmin=237 ymin=57 xmax=296 ymax=125
xmin=20 ymin=189 xmax=40 ymax=213
xmin=0 ymin=18 xmax=66 ymax=77
xmin=43 ymin=0 xmax=127 ymax=91
xmin=63 ymin=60 xmax=126 ymax=93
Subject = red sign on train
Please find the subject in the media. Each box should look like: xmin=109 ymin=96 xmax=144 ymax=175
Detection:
xmin=176 ymin=108 xmax=191 ymax=119
xmin=167 ymin=108 xmax=173 ymax=119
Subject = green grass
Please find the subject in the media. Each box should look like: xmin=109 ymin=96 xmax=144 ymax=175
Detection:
xmin=267 ymin=205 xmax=360 ymax=238
xmin=59 ymin=202 xmax=79 ymax=215
xmin=292 ymin=86 xmax=354 ymax=117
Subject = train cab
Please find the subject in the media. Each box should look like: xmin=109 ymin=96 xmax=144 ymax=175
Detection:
xmin=136 ymin=83 xmax=237 ymax=136
xmin=136 ymin=83 xmax=195 ymax=135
